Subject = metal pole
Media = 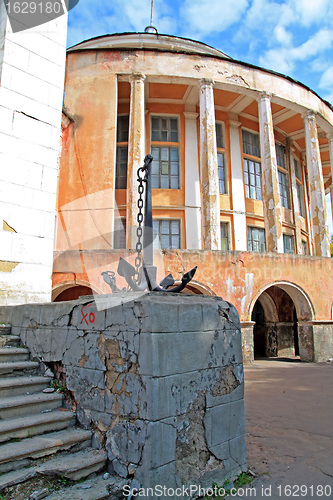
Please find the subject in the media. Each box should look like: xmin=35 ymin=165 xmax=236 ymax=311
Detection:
xmin=143 ymin=155 xmax=153 ymax=267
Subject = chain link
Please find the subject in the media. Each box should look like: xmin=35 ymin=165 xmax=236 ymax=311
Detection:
xmin=134 ymin=165 xmax=147 ymax=281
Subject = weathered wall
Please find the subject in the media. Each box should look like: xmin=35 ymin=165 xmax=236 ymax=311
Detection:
xmin=0 ymin=10 xmax=67 ymax=304
xmin=53 ymin=249 xmax=333 ymax=323
xmin=0 ymin=293 xmax=247 ymax=494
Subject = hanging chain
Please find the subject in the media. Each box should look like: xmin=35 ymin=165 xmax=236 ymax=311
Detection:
xmin=134 ymin=165 xmax=148 ymax=282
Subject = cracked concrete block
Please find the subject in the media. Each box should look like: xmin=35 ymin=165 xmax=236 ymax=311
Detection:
xmin=63 ymin=335 xmax=85 ymax=365
xmin=50 ymin=328 xmax=67 ymax=360
xmin=143 ymin=421 xmax=176 ymax=468
xmin=229 ymin=434 xmax=247 ymax=470
xmin=38 ymin=303 xmax=72 ymax=327
xmin=206 ymin=364 xmax=244 ymax=408
xmin=76 ymin=407 xmax=92 ymax=428
xmin=34 ymin=328 xmax=52 ymax=361
xmin=140 ymin=298 xmax=180 ymax=333
xmin=14 ymin=304 xmax=41 ymax=328
xmin=72 ymin=302 xmax=106 ymax=331
xmin=204 ymin=400 xmax=246 ymax=449
xmin=139 ymin=330 xmax=237 ymax=377
xmin=0 ymin=305 xmax=13 ymax=325
xmin=141 ymin=375 xmax=180 ymax=421
xmin=136 ymin=461 xmax=177 ymax=493
xmin=105 ymin=304 xmax=125 ymax=330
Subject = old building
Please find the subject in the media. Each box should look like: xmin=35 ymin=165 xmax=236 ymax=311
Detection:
xmin=54 ymin=31 xmax=333 ymax=363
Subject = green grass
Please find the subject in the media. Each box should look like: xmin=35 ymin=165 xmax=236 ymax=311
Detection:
xmin=204 ymin=472 xmax=254 ymax=499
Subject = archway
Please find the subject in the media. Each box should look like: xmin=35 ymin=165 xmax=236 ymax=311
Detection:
xmin=250 ymin=282 xmax=314 ymax=362
xmin=53 ymin=285 xmax=94 ymax=302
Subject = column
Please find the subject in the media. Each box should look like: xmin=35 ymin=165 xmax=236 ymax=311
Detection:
xmin=184 ymin=112 xmax=201 ymax=249
xmin=199 ymin=79 xmax=220 ymax=250
xmin=328 ymin=134 xmax=333 ymax=228
xmin=126 ymin=73 xmax=146 ymax=249
xmin=288 ymin=140 xmax=303 ymax=254
xmin=258 ymin=92 xmax=284 ymax=253
xmin=229 ymin=118 xmax=247 ymax=250
xmin=304 ymin=112 xmax=330 ymax=257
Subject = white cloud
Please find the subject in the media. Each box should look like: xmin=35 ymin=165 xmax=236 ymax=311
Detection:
xmin=259 ymin=28 xmax=333 ymax=75
xmin=274 ymin=25 xmax=293 ymax=46
xmin=181 ymin=0 xmax=249 ymax=38
xmin=319 ymin=66 xmax=333 ymax=88
xmin=288 ymin=0 xmax=331 ymax=28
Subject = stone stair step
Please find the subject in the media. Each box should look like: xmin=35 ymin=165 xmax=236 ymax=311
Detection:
xmin=0 ymin=392 xmax=63 ymax=419
xmin=0 ymin=360 xmax=39 ymax=377
xmin=0 ymin=347 xmax=30 ymax=363
xmin=0 ymin=448 xmax=107 ymax=491
xmin=0 ymin=375 xmax=52 ymax=397
xmin=0 ymin=428 xmax=92 ymax=467
xmin=0 ymin=335 xmax=20 ymax=347
xmin=0 ymin=326 xmax=12 ymax=335
xmin=44 ymin=474 xmax=126 ymax=500
xmin=0 ymin=409 xmax=75 ymax=443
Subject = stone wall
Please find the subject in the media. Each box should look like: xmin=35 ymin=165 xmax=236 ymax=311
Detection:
xmin=0 ymin=8 xmax=67 ymax=304
xmin=0 ymin=293 xmax=247 ymax=495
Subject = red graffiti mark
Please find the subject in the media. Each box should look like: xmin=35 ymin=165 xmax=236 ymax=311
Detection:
xmin=81 ymin=305 xmax=95 ymax=325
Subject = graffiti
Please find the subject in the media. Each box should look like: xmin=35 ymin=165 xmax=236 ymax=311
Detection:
xmin=81 ymin=305 xmax=95 ymax=325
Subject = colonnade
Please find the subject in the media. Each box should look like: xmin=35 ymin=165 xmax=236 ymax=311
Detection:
xmin=122 ymin=74 xmax=332 ymax=257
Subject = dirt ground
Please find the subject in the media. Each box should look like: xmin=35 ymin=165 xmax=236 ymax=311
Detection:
xmin=234 ymin=359 xmax=333 ymax=500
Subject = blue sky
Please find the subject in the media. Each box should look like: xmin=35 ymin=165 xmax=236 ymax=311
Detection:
xmin=67 ymin=0 xmax=333 ymax=106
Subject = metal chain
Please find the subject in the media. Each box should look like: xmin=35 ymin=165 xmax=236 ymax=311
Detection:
xmin=134 ymin=165 xmax=147 ymax=281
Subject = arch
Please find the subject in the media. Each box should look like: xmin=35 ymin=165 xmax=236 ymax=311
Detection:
xmin=249 ymin=281 xmax=314 ymax=322
xmin=178 ymin=280 xmax=216 ymax=296
xmin=52 ymin=280 xmax=101 ymax=302
xmin=249 ymin=281 xmax=314 ymax=362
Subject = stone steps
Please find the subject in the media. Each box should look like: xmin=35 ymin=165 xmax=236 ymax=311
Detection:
xmin=0 ymin=328 xmax=109 ymax=495
xmin=0 ymin=408 xmax=75 ymax=443
xmin=0 ymin=428 xmax=92 ymax=468
xmin=0 ymin=375 xmax=52 ymax=397
xmin=0 ymin=448 xmax=108 ymax=491
xmin=0 ymin=391 xmax=63 ymax=419
xmin=0 ymin=347 xmax=30 ymax=363
xmin=44 ymin=473 xmax=126 ymax=500
xmin=0 ymin=335 xmax=20 ymax=347
xmin=0 ymin=360 xmax=39 ymax=377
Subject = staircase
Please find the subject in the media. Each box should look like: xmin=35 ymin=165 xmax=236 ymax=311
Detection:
xmin=0 ymin=326 xmax=108 ymax=497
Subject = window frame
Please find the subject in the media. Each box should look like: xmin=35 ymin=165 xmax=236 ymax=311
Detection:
xmin=294 ymin=158 xmax=305 ymax=217
xmin=113 ymin=217 xmax=126 ymax=249
xmin=150 ymin=114 xmax=181 ymax=190
xmin=115 ymin=114 xmax=129 ymax=190
xmin=216 ymin=121 xmax=228 ymax=195
xmin=220 ymin=222 xmax=230 ymax=251
xmin=242 ymin=129 xmax=262 ymax=201
xmin=276 ymin=142 xmax=291 ymax=209
xmin=283 ymin=234 xmax=294 ymax=254
xmin=247 ymin=226 xmax=266 ymax=253
xmin=152 ymin=218 xmax=181 ymax=250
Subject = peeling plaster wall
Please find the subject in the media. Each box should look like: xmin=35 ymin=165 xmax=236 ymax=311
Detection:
xmin=0 ymin=293 xmax=246 ymax=493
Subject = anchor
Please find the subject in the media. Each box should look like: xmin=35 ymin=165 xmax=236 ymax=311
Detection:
xmin=102 ymin=154 xmax=197 ymax=293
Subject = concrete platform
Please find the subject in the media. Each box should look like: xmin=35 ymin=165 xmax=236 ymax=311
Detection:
xmin=232 ymin=359 xmax=333 ymax=500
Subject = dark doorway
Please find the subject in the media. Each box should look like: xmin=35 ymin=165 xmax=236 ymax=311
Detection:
xmin=252 ymin=300 xmax=266 ymax=358
xmin=54 ymin=285 xmax=93 ymax=302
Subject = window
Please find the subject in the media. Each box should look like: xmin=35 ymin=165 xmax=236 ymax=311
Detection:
xmin=114 ymin=218 xmax=126 ymax=249
xmin=115 ymin=115 xmax=129 ymax=189
xmin=283 ymin=234 xmax=294 ymax=254
xmin=302 ymin=240 xmax=308 ymax=255
xmin=278 ymin=170 xmax=290 ymax=209
xmin=294 ymin=159 xmax=305 ymax=217
xmin=151 ymin=116 xmax=180 ymax=189
xmin=248 ymin=226 xmax=266 ymax=252
xmin=242 ymin=130 xmax=260 ymax=157
xmin=242 ymin=130 xmax=262 ymax=201
xmin=276 ymin=143 xmax=290 ymax=209
xmin=115 ymin=147 xmax=128 ymax=189
xmin=151 ymin=147 xmax=179 ymax=189
xmin=221 ymin=222 xmax=229 ymax=251
xmin=216 ymin=123 xmax=227 ymax=194
xmin=153 ymin=220 xmax=180 ymax=249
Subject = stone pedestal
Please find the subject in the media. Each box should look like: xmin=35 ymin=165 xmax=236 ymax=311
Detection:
xmin=0 ymin=293 xmax=247 ymax=497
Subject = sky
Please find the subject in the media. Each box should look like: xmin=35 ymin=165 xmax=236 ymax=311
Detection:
xmin=67 ymin=0 xmax=333 ymax=236
xmin=67 ymin=0 xmax=333 ymax=105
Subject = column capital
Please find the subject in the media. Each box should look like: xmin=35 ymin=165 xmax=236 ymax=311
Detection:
xmin=129 ymin=73 xmax=146 ymax=83
xmin=229 ymin=119 xmax=241 ymax=128
xmin=184 ymin=111 xmax=199 ymax=120
xmin=199 ymin=78 xmax=215 ymax=89
xmin=303 ymin=110 xmax=316 ymax=122
xmin=326 ymin=132 xmax=333 ymax=141
xmin=258 ymin=91 xmax=272 ymax=102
